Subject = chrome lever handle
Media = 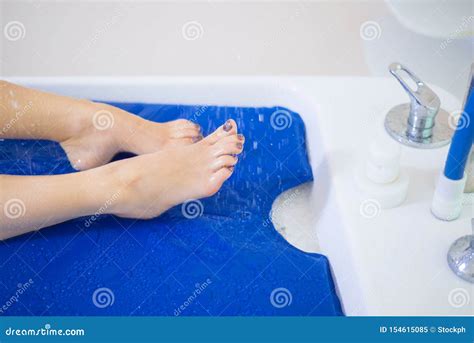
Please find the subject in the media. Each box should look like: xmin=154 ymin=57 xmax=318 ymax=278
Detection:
xmin=389 ymin=63 xmax=441 ymax=132
xmin=384 ymin=62 xmax=453 ymax=149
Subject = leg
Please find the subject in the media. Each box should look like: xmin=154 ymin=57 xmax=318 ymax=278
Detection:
xmin=0 ymin=120 xmax=243 ymax=240
xmin=0 ymin=80 xmax=202 ymax=170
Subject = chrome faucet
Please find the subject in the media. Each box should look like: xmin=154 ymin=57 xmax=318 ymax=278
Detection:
xmin=385 ymin=63 xmax=454 ymax=149
xmin=384 ymin=62 xmax=473 ymax=282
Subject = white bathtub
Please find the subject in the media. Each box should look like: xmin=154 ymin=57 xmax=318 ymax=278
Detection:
xmin=6 ymin=76 xmax=473 ymax=316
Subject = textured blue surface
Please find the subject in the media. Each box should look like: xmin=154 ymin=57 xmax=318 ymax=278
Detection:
xmin=0 ymin=102 xmax=343 ymax=316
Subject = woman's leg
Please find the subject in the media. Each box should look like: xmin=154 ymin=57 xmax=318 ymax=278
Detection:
xmin=0 ymin=80 xmax=202 ymax=170
xmin=0 ymin=120 xmax=243 ymax=240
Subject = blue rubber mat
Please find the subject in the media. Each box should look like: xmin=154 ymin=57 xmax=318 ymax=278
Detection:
xmin=0 ymin=102 xmax=343 ymax=316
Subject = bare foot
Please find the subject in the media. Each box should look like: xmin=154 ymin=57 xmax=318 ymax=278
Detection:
xmin=106 ymin=119 xmax=244 ymax=219
xmin=60 ymin=103 xmax=202 ymax=170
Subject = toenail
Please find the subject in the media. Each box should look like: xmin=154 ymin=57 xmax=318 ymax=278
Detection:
xmin=223 ymin=120 xmax=232 ymax=132
xmin=237 ymin=134 xmax=244 ymax=141
xmin=236 ymin=142 xmax=243 ymax=149
xmin=192 ymin=135 xmax=203 ymax=143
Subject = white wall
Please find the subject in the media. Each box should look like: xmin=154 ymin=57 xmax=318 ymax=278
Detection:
xmin=0 ymin=0 xmax=472 ymax=100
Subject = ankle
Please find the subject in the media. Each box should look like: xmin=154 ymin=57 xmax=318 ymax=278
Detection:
xmin=87 ymin=161 xmax=132 ymax=216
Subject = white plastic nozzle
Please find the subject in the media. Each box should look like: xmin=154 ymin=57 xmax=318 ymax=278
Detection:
xmin=355 ymin=131 xmax=409 ymax=209
xmin=431 ymin=173 xmax=467 ymax=221
xmin=366 ymin=132 xmax=401 ymax=184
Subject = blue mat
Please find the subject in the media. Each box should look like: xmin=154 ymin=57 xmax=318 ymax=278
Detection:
xmin=0 ymin=102 xmax=343 ymax=316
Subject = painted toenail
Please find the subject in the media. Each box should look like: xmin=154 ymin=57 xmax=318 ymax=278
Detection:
xmin=223 ymin=120 xmax=232 ymax=132
xmin=192 ymin=135 xmax=203 ymax=143
xmin=236 ymin=142 xmax=243 ymax=149
xmin=237 ymin=134 xmax=244 ymax=141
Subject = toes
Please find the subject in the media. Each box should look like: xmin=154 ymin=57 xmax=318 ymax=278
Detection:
xmin=206 ymin=168 xmax=234 ymax=196
xmin=172 ymin=119 xmax=200 ymax=131
xmin=205 ymin=119 xmax=238 ymax=145
xmin=191 ymin=135 xmax=204 ymax=143
xmin=172 ymin=127 xmax=201 ymax=139
xmin=168 ymin=119 xmax=201 ymax=139
xmin=212 ymin=134 xmax=245 ymax=156
xmin=210 ymin=155 xmax=238 ymax=171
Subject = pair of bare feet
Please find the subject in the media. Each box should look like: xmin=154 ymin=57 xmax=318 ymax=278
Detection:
xmin=60 ymin=106 xmax=244 ymax=220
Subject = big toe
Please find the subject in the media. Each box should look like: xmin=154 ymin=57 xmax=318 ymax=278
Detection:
xmin=205 ymin=119 xmax=238 ymax=144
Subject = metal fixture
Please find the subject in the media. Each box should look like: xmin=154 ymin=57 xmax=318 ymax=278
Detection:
xmin=447 ymin=219 xmax=474 ymax=283
xmin=385 ymin=63 xmax=453 ymax=149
